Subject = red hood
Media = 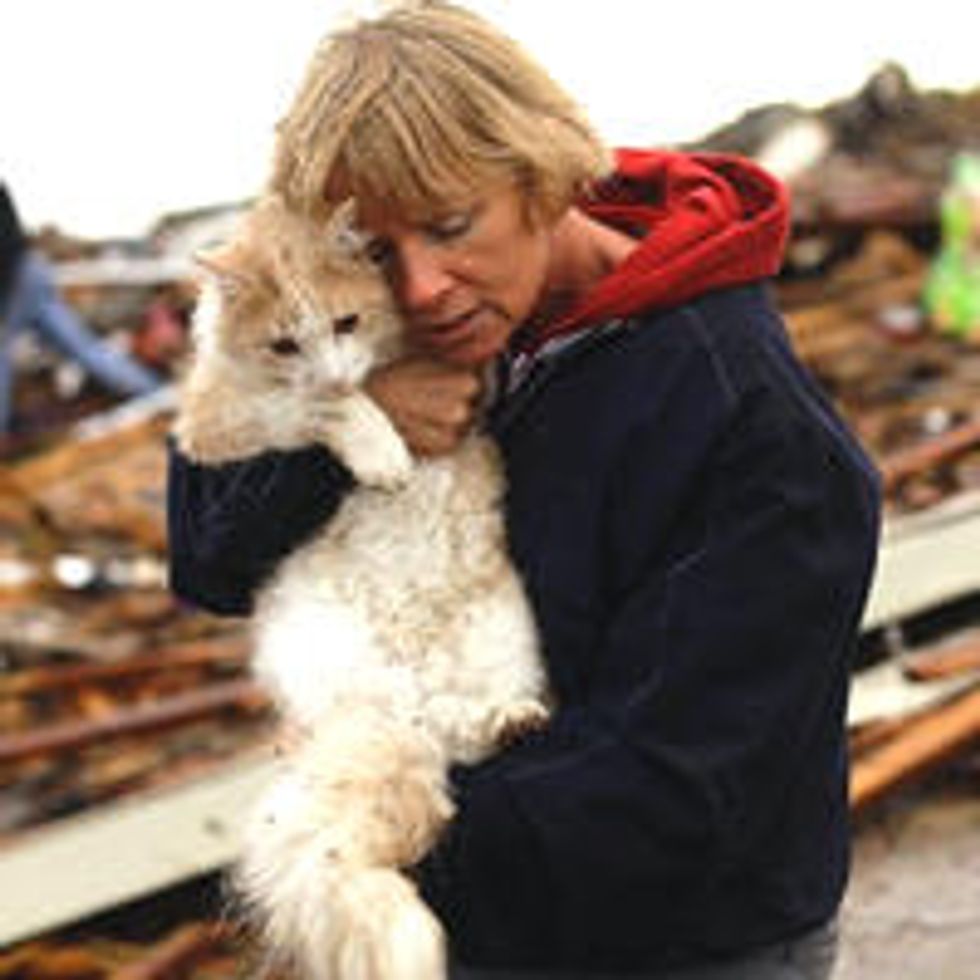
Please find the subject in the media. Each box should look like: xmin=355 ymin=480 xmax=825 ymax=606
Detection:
xmin=523 ymin=148 xmax=789 ymax=352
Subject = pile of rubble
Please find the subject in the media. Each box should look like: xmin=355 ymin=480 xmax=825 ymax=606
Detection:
xmin=0 ymin=412 xmax=267 ymax=841
xmin=1 ymin=63 xmax=980 ymax=977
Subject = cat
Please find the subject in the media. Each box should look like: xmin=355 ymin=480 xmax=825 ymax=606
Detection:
xmin=173 ymin=193 xmax=549 ymax=980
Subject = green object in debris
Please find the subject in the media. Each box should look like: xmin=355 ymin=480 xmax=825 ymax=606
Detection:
xmin=925 ymin=153 xmax=980 ymax=340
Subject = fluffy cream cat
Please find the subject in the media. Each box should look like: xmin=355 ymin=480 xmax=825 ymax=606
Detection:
xmin=174 ymin=194 xmax=548 ymax=980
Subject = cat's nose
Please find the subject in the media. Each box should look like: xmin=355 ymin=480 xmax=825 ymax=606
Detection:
xmin=335 ymin=314 xmax=360 ymax=335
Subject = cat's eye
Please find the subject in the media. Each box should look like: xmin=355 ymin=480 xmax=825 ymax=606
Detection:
xmin=270 ymin=337 xmax=301 ymax=356
xmin=364 ymin=238 xmax=392 ymax=267
xmin=335 ymin=314 xmax=360 ymax=335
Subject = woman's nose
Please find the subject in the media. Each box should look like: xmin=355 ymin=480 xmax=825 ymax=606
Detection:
xmin=396 ymin=240 xmax=453 ymax=313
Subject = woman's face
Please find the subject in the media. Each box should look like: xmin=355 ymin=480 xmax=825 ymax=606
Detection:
xmin=357 ymin=184 xmax=554 ymax=366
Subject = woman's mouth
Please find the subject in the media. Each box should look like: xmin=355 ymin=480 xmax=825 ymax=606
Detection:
xmin=422 ymin=310 xmax=479 ymax=349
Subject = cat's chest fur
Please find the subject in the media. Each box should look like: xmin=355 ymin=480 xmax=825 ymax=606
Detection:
xmin=283 ymin=435 xmax=507 ymax=611
xmin=250 ymin=432 xmax=541 ymax=758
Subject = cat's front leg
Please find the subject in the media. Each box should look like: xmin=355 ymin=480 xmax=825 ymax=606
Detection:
xmin=424 ymin=693 xmax=551 ymax=764
xmin=175 ymin=378 xmax=305 ymax=464
xmin=488 ymin=698 xmax=551 ymax=749
xmin=312 ymin=390 xmax=414 ymax=490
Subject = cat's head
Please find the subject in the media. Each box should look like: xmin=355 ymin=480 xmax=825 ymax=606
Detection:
xmin=194 ymin=197 xmax=405 ymax=392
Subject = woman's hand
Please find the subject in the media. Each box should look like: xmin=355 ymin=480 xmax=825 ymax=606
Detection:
xmin=364 ymin=355 xmax=483 ymax=456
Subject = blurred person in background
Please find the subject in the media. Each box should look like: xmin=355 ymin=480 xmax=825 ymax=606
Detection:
xmin=0 ymin=182 xmax=161 ymax=436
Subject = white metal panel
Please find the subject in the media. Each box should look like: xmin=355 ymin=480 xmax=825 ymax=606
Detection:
xmin=863 ymin=491 xmax=980 ymax=630
xmin=0 ymin=750 xmax=275 ymax=947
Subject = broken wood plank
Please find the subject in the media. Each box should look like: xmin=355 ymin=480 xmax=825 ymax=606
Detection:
xmin=0 ymin=941 xmax=104 ymax=978
xmin=0 ymin=637 xmax=249 ymax=699
xmin=903 ymin=634 xmax=980 ymax=682
xmin=0 ymin=680 xmax=268 ymax=766
xmin=880 ymin=415 xmax=980 ymax=493
xmin=109 ymin=921 xmax=235 ymax=980
xmin=849 ymin=715 xmax=915 ymax=756
xmin=850 ymin=683 xmax=980 ymax=816
xmin=4 ymin=414 xmax=170 ymax=495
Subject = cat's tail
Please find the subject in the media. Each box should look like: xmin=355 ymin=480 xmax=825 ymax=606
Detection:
xmin=327 ymin=865 xmax=445 ymax=980
xmin=235 ymin=711 xmax=453 ymax=980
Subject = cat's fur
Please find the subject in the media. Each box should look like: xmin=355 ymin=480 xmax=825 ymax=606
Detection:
xmin=174 ymin=194 xmax=548 ymax=980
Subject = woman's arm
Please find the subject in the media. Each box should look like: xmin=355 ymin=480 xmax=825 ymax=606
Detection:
xmin=166 ymin=439 xmax=353 ymax=615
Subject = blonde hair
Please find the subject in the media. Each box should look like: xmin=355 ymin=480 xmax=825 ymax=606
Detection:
xmin=271 ymin=0 xmax=612 ymax=222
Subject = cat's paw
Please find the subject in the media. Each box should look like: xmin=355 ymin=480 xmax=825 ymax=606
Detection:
xmin=347 ymin=435 xmax=415 ymax=490
xmin=489 ymin=698 xmax=550 ymax=748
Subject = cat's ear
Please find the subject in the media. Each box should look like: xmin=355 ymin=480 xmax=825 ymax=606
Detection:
xmin=325 ymin=198 xmax=369 ymax=259
xmin=193 ymin=246 xmax=254 ymax=297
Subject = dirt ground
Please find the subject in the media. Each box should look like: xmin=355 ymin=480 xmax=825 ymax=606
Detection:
xmin=836 ymin=773 xmax=980 ymax=979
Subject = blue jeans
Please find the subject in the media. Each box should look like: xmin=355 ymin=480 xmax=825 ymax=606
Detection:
xmin=0 ymin=252 xmax=161 ymax=432
xmin=450 ymin=919 xmax=839 ymax=980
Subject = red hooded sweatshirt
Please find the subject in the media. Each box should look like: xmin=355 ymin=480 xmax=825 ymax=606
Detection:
xmin=520 ymin=148 xmax=790 ymax=354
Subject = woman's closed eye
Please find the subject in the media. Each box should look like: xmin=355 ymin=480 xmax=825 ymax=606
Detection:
xmin=424 ymin=209 xmax=475 ymax=243
xmin=361 ymin=205 xmax=479 ymax=267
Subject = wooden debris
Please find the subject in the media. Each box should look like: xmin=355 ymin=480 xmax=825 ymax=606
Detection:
xmin=851 ymin=683 xmax=980 ymax=816
xmin=0 ymin=922 xmax=244 ymax=979
xmin=848 ymin=649 xmax=980 ymax=729
xmin=902 ymin=633 xmax=980 ymax=682
xmin=109 ymin=922 xmax=235 ymax=980
xmin=880 ymin=415 xmax=980 ymax=495
xmin=0 ymin=942 xmax=105 ymax=979
xmin=0 ymin=636 xmax=248 ymax=699
xmin=0 ymin=679 xmax=268 ymax=766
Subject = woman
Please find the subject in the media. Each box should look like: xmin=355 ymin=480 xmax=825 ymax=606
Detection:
xmin=168 ymin=3 xmax=881 ymax=977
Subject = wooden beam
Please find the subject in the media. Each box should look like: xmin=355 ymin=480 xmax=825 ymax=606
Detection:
xmin=848 ymin=655 xmax=978 ymax=729
xmin=902 ymin=635 xmax=980 ymax=682
xmin=0 ymin=680 xmax=268 ymax=765
xmin=850 ymin=684 xmax=980 ymax=816
xmin=0 ymin=637 xmax=248 ymax=699
xmin=880 ymin=416 xmax=980 ymax=493
xmin=111 ymin=922 xmax=235 ymax=980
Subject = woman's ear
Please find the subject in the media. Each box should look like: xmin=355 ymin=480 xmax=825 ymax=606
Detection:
xmin=516 ymin=175 xmax=564 ymax=232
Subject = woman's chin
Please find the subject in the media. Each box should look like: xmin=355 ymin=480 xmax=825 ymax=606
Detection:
xmin=428 ymin=322 xmax=514 ymax=367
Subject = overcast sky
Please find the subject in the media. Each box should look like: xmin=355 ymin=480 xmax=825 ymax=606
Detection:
xmin=3 ymin=0 xmax=978 ymax=238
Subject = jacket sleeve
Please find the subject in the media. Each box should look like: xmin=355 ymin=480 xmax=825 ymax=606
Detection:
xmin=166 ymin=439 xmax=353 ymax=615
xmin=417 ymin=303 xmax=882 ymax=960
